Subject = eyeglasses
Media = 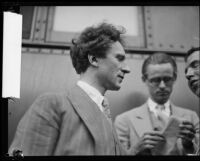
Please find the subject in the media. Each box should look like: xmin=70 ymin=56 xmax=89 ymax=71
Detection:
xmin=147 ymin=76 xmax=175 ymax=86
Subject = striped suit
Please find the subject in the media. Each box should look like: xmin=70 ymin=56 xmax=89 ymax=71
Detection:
xmin=9 ymin=85 xmax=125 ymax=155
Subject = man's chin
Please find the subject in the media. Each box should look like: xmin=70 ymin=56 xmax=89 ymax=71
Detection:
xmin=191 ymin=86 xmax=200 ymax=97
xmin=109 ymin=84 xmax=121 ymax=91
xmin=156 ymin=96 xmax=169 ymax=104
xmin=195 ymin=89 xmax=200 ymax=97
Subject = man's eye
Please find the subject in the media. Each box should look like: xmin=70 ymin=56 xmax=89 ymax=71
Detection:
xmin=163 ymin=77 xmax=173 ymax=82
xmin=150 ymin=78 xmax=160 ymax=83
xmin=116 ymin=55 xmax=125 ymax=61
xmin=191 ymin=61 xmax=200 ymax=68
xmin=193 ymin=62 xmax=199 ymax=68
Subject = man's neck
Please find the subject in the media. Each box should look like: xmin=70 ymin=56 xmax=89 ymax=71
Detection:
xmin=80 ymin=73 xmax=106 ymax=95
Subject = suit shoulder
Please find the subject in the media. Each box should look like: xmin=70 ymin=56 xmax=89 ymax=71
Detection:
xmin=30 ymin=92 xmax=70 ymax=113
xmin=35 ymin=92 xmax=67 ymax=104
xmin=174 ymin=105 xmax=197 ymax=114
xmin=115 ymin=104 xmax=145 ymax=120
xmin=173 ymin=105 xmax=199 ymax=120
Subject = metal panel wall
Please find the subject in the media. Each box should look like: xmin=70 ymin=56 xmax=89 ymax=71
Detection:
xmin=145 ymin=6 xmax=199 ymax=52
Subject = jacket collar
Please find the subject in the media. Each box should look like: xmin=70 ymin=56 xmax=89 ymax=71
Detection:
xmin=130 ymin=103 xmax=153 ymax=137
xmin=67 ymin=85 xmax=108 ymax=154
xmin=132 ymin=102 xmax=187 ymax=137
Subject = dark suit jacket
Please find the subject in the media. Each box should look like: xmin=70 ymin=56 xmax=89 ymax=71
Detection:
xmin=9 ymin=85 xmax=125 ymax=155
xmin=114 ymin=102 xmax=199 ymax=155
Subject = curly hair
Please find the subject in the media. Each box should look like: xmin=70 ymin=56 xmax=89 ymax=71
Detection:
xmin=142 ymin=52 xmax=177 ymax=80
xmin=70 ymin=22 xmax=126 ymax=74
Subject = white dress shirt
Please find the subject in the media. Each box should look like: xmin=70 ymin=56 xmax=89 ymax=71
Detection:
xmin=77 ymin=80 xmax=104 ymax=112
xmin=147 ymin=98 xmax=171 ymax=118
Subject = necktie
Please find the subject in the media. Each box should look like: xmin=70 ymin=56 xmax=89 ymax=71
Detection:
xmin=102 ymin=98 xmax=119 ymax=154
xmin=156 ymin=104 xmax=169 ymax=127
xmin=102 ymin=98 xmax=112 ymax=122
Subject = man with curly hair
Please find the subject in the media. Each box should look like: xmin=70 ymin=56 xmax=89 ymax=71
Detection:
xmin=9 ymin=22 xmax=130 ymax=155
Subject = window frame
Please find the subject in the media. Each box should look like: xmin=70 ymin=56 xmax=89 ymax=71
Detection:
xmin=21 ymin=6 xmax=37 ymax=43
xmin=45 ymin=6 xmax=145 ymax=48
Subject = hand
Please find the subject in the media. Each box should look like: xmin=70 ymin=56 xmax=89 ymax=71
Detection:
xmin=135 ymin=131 xmax=165 ymax=155
xmin=178 ymin=120 xmax=196 ymax=149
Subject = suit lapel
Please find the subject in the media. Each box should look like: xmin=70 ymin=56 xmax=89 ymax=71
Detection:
xmin=112 ymin=126 xmax=126 ymax=155
xmin=67 ymin=85 xmax=105 ymax=154
xmin=130 ymin=103 xmax=153 ymax=137
xmin=171 ymin=103 xmax=186 ymax=118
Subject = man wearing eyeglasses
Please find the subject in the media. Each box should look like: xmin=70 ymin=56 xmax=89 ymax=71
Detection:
xmin=114 ymin=52 xmax=199 ymax=155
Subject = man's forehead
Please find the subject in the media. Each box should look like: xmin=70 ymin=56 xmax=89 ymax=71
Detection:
xmin=108 ymin=41 xmax=126 ymax=55
xmin=188 ymin=51 xmax=199 ymax=60
xmin=148 ymin=63 xmax=173 ymax=69
xmin=147 ymin=63 xmax=174 ymax=74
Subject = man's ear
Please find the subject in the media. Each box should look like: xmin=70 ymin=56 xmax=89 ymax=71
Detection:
xmin=88 ymin=54 xmax=98 ymax=67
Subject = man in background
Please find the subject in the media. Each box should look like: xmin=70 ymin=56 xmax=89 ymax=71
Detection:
xmin=185 ymin=47 xmax=200 ymax=155
xmin=9 ymin=22 xmax=130 ymax=155
xmin=115 ymin=52 xmax=199 ymax=155
xmin=185 ymin=47 xmax=200 ymax=98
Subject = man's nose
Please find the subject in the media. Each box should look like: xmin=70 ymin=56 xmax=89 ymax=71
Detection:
xmin=185 ymin=67 xmax=194 ymax=80
xmin=159 ymin=80 xmax=166 ymax=88
xmin=122 ymin=63 xmax=131 ymax=74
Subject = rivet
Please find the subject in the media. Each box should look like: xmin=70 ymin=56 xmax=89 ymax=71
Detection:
xmin=148 ymin=26 xmax=152 ymax=29
xmin=149 ymin=43 xmax=153 ymax=46
xmin=169 ymin=44 xmax=174 ymax=48
xmin=146 ymin=9 xmax=150 ymax=13
xmin=35 ymin=28 xmax=40 ymax=32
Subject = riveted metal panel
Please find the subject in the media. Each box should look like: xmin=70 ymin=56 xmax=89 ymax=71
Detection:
xmin=145 ymin=6 xmax=199 ymax=52
xmin=33 ymin=7 xmax=48 ymax=42
xmin=144 ymin=7 xmax=154 ymax=49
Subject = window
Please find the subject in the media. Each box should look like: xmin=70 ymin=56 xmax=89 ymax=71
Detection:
xmin=46 ymin=6 xmax=145 ymax=48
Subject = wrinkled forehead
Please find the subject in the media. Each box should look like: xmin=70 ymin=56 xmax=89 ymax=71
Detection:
xmin=187 ymin=51 xmax=200 ymax=64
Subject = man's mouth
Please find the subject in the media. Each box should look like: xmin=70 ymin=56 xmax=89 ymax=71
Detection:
xmin=189 ymin=79 xmax=199 ymax=88
xmin=117 ymin=75 xmax=124 ymax=83
xmin=157 ymin=92 xmax=169 ymax=96
xmin=118 ymin=75 xmax=124 ymax=80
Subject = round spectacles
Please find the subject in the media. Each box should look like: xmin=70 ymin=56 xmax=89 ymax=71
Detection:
xmin=148 ymin=76 xmax=175 ymax=86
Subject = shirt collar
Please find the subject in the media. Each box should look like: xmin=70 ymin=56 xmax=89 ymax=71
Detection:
xmin=147 ymin=98 xmax=171 ymax=117
xmin=77 ymin=80 xmax=104 ymax=112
